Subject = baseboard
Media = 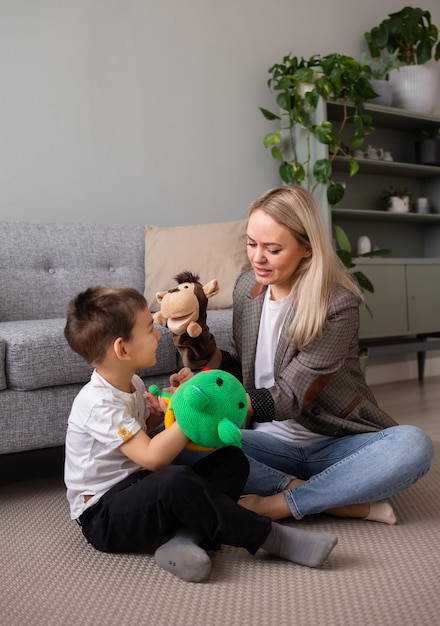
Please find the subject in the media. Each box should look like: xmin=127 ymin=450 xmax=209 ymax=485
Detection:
xmin=365 ymin=352 xmax=440 ymax=386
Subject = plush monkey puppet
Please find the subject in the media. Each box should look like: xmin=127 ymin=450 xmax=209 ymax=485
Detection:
xmin=153 ymin=271 xmax=219 ymax=369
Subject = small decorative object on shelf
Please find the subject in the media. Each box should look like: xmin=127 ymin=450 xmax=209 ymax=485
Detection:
xmin=380 ymin=186 xmax=411 ymax=213
xmin=357 ymin=235 xmax=372 ymax=255
xmin=353 ymin=145 xmax=393 ymax=161
xmin=415 ymin=128 xmax=440 ymax=166
xmin=363 ymin=145 xmax=384 ymax=160
xmin=415 ymin=197 xmax=430 ymax=214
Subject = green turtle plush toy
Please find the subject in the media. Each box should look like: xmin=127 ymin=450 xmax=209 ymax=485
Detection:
xmin=149 ymin=369 xmax=248 ymax=451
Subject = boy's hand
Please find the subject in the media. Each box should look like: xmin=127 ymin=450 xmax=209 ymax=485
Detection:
xmin=144 ymin=366 xmax=193 ymax=432
xmin=144 ymin=391 xmax=167 ymax=416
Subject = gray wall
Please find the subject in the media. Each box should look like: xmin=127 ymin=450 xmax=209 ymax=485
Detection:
xmin=1 ymin=0 xmax=440 ymax=226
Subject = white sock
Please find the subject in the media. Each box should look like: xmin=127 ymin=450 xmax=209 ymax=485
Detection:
xmin=261 ymin=523 xmax=338 ymax=568
xmin=364 ymin=501 xmax=397 ymax=525
xmin=154 ymin=528 xmax=211 ymax=582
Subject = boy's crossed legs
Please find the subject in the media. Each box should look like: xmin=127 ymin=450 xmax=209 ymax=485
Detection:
xmin=157 ymin=448 xmax=336 ymax=580
xmin=79 ymin=448 xmax=337 ymax=583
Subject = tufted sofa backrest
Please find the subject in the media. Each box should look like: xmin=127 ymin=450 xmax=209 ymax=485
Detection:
xmin=0 ymin=222 xmax=146 ymax=321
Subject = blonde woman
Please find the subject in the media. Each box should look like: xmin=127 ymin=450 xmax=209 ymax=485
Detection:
xmin=215 ymin=185 xmax=434 ymax=524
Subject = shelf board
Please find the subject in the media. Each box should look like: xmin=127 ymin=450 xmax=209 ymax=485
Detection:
xmin=326 ymin=100 xmax=440 ymax=131
xmin=332 ymin=208 xmax=440 ymax=223
xmin=332 ymin=155 xmax=440 ymax=178
xmin=352 ymin=257 xmax=440 ymax=265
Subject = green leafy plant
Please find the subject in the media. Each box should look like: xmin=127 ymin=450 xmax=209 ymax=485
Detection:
xmin=360 ymin=49 xmax=402 ymax=80
xmin=379 ymin=185 xmax=411 ymax=201
xmin=334 ymin=225 xmax=391 ymax=314
xmin=260 ymin=52 xmax=377 ymax=206
xmin=365 ymin=6 xmax=440 ymax=66
xmin=379 ymin=186 xmax=411 ymax=211
xmin=421 ymin=127 xmax=440 ymax=139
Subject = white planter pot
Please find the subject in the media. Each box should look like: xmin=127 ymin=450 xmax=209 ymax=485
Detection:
xmin=387 ymin=195 xmax=410 ymax=213
xmin=368 ymin=79 xmax=392 ymax=106
xmin=389 ymin=65 xmax=439 ymax=115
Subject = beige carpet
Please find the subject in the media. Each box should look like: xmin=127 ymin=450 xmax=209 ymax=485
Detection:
xmin=1 ymin=444 xmax=439 ymax=626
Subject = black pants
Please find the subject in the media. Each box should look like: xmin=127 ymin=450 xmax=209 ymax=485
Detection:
xmin=79 ymin=447 xmax=271 ymax=555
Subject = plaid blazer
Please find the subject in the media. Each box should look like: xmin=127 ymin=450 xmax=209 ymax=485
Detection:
xmin=228 ymin=271 xmax=397 ymax=437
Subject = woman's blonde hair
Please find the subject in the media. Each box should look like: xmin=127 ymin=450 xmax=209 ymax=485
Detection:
xmin=249 ymin=185 xmax=362 ymax=349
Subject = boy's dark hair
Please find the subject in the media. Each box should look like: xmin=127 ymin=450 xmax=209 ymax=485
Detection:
xmin=64 ymin=286 xmax=148 ymax=366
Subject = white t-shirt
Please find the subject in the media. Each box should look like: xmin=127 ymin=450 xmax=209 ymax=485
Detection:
xmin=253 ymin=288 xmax=331 ymax=446
xmin=64 ymin=370 xmax=148 ymax=520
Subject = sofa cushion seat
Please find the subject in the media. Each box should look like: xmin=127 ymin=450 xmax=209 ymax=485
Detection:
xmin=0 ymin=319 xmax=178 ymax=391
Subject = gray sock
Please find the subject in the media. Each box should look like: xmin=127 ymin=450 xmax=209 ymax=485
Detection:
xmin=261 ymin=522 xmax=338 ymax=568
xmin=154 ymin=528 xmax=212 ymax=583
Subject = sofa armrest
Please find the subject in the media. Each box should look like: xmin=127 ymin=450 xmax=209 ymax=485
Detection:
xmin=0 ymin=338 xmax=6 ymax=390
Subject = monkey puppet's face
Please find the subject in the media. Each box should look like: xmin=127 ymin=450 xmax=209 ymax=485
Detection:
xmin=157 ymin=282 xmax=200 ymax=335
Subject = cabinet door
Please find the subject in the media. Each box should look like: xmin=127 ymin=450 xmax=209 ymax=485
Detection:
xmin=358 ymin=265 xmax=408 ymax=339
xmin=406 ymin=265 xmax=440 ymax=333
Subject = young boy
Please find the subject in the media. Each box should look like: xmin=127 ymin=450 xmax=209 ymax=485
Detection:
xmin=64 ymin=286 xmax=337 ymax=583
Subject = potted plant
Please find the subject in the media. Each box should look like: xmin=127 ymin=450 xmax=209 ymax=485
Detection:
xmin=360 ymin=50 xmax=401 ymax=106
xmin=379 ymin=185 xmax=411 ymax=213
xmin=364 ymin=6 xmax=440 ymax=114
xmin=260 ymin=52 xmax=377 ymax=207
xmin=415 ymin=128 xmax=440 ymax=165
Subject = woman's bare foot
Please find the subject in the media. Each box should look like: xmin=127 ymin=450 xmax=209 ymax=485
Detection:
xmin=238 ymin=493 xmax=372 ymax=522
xmin=324 ymin=501 xmax=396 ymax=524
xmin=239 ymin=482 xmax=396 ymax=524
xmin=239 ymin=493 xmax=292 ymax=520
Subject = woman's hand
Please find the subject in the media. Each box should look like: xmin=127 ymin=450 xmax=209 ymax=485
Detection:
xmin=168 ymin=367 xmax=193 ymax=390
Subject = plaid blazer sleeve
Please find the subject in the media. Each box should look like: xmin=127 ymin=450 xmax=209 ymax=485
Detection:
xmin=232 ymin=272 xmax=397 ymax=436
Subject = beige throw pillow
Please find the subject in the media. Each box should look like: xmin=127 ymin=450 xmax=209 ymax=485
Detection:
xmin=145 ymin=220 xmax=250 ymax=312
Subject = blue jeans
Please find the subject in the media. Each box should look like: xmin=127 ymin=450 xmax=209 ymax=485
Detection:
xmin=240 ymin=425 xmax=435 ymax=519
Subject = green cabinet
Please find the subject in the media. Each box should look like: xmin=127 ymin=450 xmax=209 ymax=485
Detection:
xmin=357 ymin=260 xmax=440 ymax=339
xmin=357 ymin=262 xmax=407 ymax=338
xmin=406 ymin=264 xmax=440 ymax=332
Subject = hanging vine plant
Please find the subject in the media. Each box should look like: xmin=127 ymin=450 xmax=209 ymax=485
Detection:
xmin=260 ymin=52 xmax=377 ymax=205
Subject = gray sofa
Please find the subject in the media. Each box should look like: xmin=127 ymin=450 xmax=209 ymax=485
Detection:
xmin=0 ymin=222 xmax=233 ymax=455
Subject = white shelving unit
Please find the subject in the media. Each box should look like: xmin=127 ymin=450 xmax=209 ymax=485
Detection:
xmin=312 ymin=102 xmax=440 ymax=375
xmin=324 ymin=101 xmax=440 ymax=261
